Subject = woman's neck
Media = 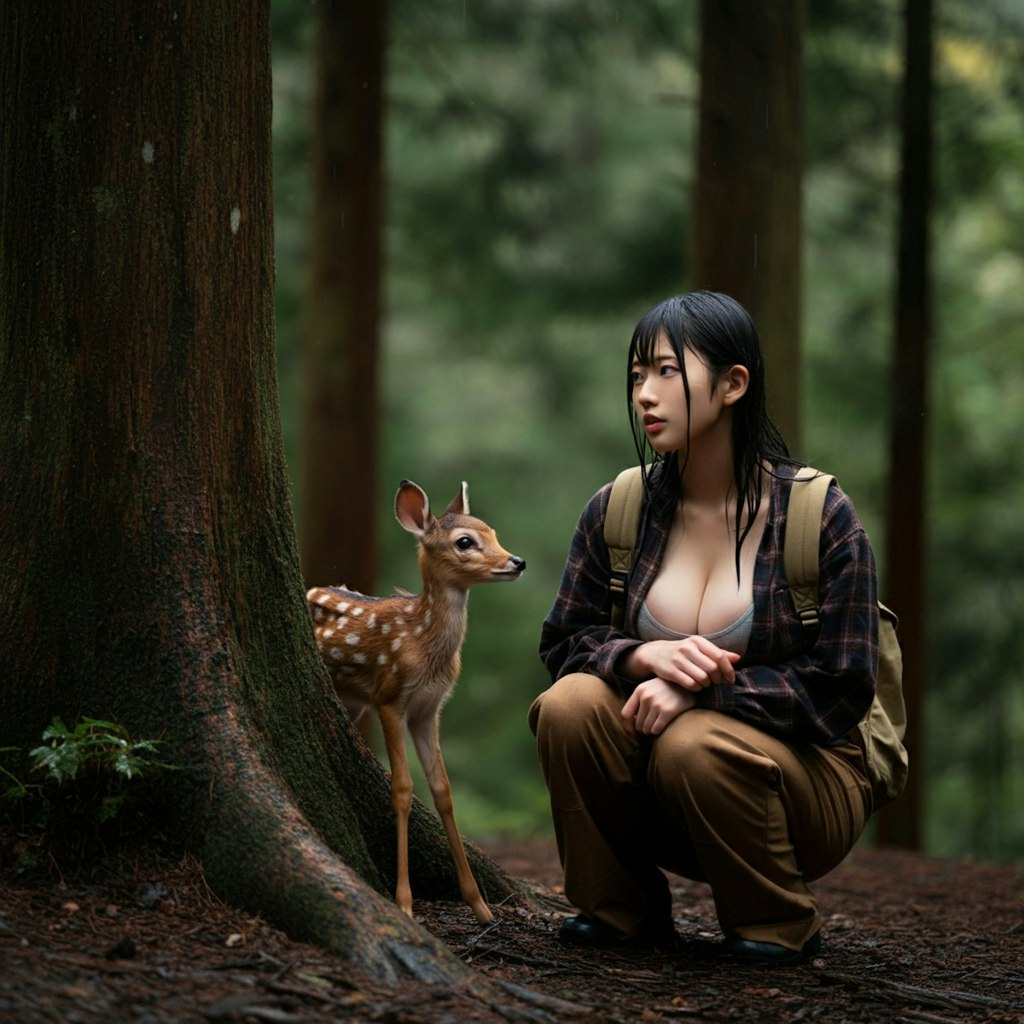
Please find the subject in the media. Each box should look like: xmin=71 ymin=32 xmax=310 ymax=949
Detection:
xmin=676 ymin=430 xmax=736 ymax=513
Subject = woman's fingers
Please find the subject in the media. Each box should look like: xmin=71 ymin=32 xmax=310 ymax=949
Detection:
xmin=621 ymin=689 xmax=640 ymax=739
xmin=666 ymin=639 xmax=740 ymax=690
xmin=621 ymin=679 xmax=696 ymax=736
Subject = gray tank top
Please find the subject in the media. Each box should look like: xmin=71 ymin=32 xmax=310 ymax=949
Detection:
xmin=636 ymin=600 xmax=754 ymax=656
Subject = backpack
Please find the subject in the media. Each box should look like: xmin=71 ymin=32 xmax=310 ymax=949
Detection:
xmin=604 ymin=464 xmax=909 ymax=811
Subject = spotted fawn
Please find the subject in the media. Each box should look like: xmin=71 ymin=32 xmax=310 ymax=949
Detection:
xmin=307 ymin=480 xmax=525 ymax=923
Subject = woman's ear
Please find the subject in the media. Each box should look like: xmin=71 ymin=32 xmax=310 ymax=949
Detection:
xmin=719 ymin=364 xmax=750 ymax=406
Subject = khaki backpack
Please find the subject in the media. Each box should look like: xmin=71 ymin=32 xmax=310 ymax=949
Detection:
xmin=604 ymin=465 xmax=909 ymax=811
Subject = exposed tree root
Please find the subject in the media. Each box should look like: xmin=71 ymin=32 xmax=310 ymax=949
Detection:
xmin=178 ymin=704 xmax=566 ymax=1023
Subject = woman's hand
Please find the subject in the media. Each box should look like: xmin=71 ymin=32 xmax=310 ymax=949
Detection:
xmin=621 ymin=635 xmax=741 ymax=692
xmin=622 ymin=679 xmax=697 ymax=738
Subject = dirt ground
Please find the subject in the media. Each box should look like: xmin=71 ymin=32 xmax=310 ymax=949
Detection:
xmin=1 ymin=827 xmax=1022 ymax=1024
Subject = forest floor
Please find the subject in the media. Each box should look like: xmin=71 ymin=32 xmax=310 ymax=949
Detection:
xmin=1 ymin=826 xmax=1022 ymax=1024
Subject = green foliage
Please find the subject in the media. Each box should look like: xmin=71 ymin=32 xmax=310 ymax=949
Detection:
xmin=3 ymin=718 xmax=179 ymax=870
xmin=28 ymin=717 xmax=175 ymax=822
xmin=387 ymin=0 xmax=697 ymax=328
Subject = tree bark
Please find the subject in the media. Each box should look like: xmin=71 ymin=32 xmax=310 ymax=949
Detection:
xmin=878 ymin=0 xmax=933 ymax=850
xmin=0 ymin=0 xmax=511 ymax=986
xmin=299 ymin=0 xmax=387 ymax=594
xmin=692 ymin=0 xmax=805 ymax=452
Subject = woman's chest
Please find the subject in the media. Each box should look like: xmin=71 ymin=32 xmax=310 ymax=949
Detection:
xmin=642 ymin=500 xmax=767 ymax=636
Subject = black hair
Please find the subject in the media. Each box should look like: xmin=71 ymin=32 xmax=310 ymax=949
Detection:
xmin=626 ymin=291 xmax=792 ymax=579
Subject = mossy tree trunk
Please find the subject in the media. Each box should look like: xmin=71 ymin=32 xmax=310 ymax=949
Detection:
xmin=692 ymin=0 xmax=805 ymax=452
xmin=0 ymin=0 xmax=510 ymax=986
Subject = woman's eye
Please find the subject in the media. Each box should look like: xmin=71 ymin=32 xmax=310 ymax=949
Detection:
xmin=659 ymin=363 xmax=679 ymax=377
xmin=630 ymin=369 xmax=645 ymax=385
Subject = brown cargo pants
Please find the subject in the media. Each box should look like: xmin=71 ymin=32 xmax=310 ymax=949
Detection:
xmin=529 ymin=673 xmax=873 ymax=951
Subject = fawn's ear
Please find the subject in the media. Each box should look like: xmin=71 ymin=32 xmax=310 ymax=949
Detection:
xmin=442 ymin=481 xmax=469 ymax=518
xmin=395 ymin=480 xmax=431 ymax=535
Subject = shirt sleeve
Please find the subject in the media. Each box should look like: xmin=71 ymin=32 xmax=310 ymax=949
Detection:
xmin=695 ymin=484 xmax=879 ymax=745
xmin=538 ymin=485 xmax=643 ymax=694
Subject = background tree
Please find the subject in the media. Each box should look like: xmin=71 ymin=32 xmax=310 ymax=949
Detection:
xmin=878 ymin=0 xmax=934 ymax=849
xmin=299 ymin=0 xmax=388 ymax=594
xmin=692 ymin=0 xmax=806 ymax=449
xmin=0 ymin=0 xmax=512 ymax=985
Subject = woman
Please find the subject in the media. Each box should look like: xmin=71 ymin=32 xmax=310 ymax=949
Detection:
xmin=531 ymin=291 xmax=879 ymax=964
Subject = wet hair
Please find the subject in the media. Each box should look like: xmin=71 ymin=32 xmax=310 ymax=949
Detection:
xmin=626 ymin=291 xmax=792 ymax=578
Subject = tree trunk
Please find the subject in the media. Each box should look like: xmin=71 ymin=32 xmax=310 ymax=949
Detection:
xmin=692 ymin=0 xmax=805 ymax=452
xmin=878 ymin=0 xmax=933 ymax=850
xmin=299 ymin=0 xmax=386 ymax=594
xmin=0 ymin=0 xmax=511 ymax=987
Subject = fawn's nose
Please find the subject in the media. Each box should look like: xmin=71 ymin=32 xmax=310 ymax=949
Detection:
xmin=510 ymin=556 xmax=526 ymax=573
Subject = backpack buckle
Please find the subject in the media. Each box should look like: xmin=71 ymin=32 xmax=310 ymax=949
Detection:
xmin=796 ymin=607 xmax=820 ymax=628
xmin=609 ymin=570 xmax=628 ymax=605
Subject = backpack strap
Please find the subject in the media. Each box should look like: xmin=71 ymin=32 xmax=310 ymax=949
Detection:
xmin=785 ymin=467 xmax=836 ymax=628
xmin=605 ymin=466 xmax=645 ymax=627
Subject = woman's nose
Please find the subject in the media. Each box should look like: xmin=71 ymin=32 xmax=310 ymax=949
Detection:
xmin=635 ymin=377 xmax=657 ymax=406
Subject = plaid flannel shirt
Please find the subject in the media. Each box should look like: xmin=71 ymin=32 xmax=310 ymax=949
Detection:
xmin=538 ymin=463 xmax=879 ymax=746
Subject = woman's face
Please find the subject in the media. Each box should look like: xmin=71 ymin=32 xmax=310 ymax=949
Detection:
xmin=630 ymin=335 xmax=724 ymax=456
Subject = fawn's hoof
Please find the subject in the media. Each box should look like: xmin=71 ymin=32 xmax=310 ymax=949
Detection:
xmin=472 ymin=904 xmax=495 ymax=925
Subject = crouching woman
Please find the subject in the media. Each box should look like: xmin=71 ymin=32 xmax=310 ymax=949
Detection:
xmin=531 ymin=292 xmax=882 ymax=964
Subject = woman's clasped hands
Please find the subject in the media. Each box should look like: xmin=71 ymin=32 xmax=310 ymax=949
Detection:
xmin=621 ymin=635 xmax=741 ymax=739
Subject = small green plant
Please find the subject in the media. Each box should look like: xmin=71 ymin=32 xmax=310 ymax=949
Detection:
xmin=0 ymin=717 xmax=180 ymax=873
xmin=29 ymin=716 xmax=177 ymax=824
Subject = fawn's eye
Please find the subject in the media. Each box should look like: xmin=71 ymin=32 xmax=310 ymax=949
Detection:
xmin=455 ymin=536 xmax=475 ymax=551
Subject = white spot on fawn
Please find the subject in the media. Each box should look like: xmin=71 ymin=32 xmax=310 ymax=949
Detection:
xmin=330 ymin=649 xmax=343 ymax=662
xmin=381 ymin=623 xmax=391 ymax=635
xmin=376 ymin=654 xmax=387 ymax=666
xmin=391 ymin=638 xmax=402 ymax=652
xmin=352 ymin=653 xmax=366 ymax=665
xmin=345 ymin=633 xmax=360 ymax=646
xmin=351 ymin=607 xmax=364 ymax=617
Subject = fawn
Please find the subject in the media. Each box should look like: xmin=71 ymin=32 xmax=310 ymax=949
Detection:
xmin=307 ymin=480 xmax=525 ymax=924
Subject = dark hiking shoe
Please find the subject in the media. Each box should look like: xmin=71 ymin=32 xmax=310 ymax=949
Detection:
xmin=722 ymin=930 xmax=822 ymax=965
xmin=558 ymin=914 xmax=676 ymax=950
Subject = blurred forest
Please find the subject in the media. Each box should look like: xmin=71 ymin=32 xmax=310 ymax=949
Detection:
xmin=269 ymin=0 xmax=1024 ymax=861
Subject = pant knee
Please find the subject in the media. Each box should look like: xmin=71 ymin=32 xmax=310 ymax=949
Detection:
xmin=648 ymin=709 xmax=712 ymax=778
xmin=648 ymin=710 xmax=777 ymax=805
xmin=530 ymin=674 xmax=636 ymax=792
xmin=530 ymin=673 xmax=619 ymax=746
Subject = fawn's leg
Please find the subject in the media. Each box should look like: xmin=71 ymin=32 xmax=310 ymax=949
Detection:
xmin=409 ymin=711 xmax=494 ymax=924
xmin=377 ymin=703 xmax=414 ymax=917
